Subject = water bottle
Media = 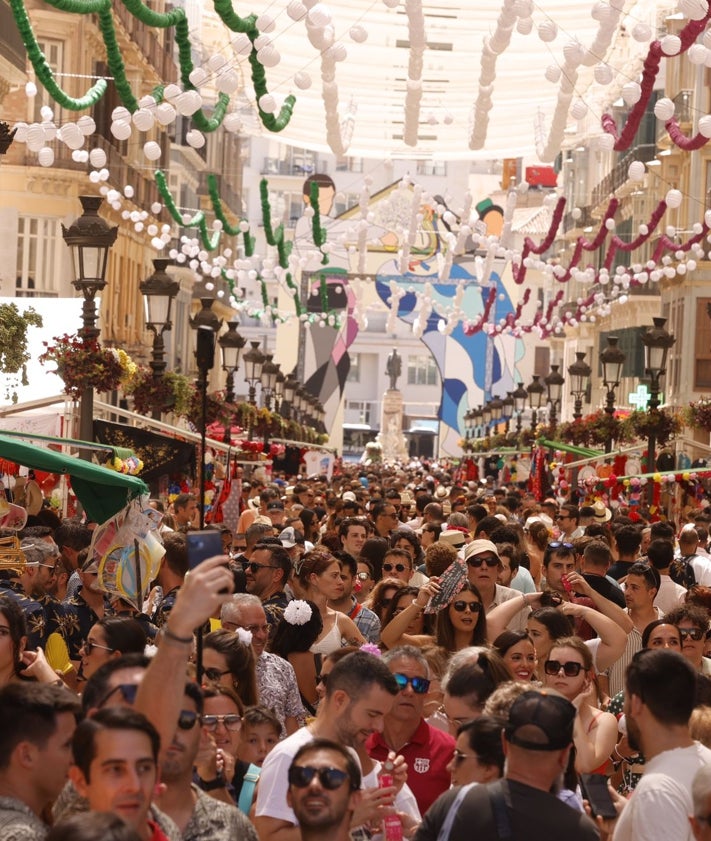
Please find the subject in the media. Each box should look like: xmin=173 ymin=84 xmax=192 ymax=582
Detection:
xmin=378 ymin=760 xmax=402 ymax=841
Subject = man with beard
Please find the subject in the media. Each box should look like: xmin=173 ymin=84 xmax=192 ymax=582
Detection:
xmin=287 ymin=740 xmax=361 ymax=841
xmin=254 ymin=651 xmax=401 ymax=841
xmin=154 ymin=683 xmax=258 ymax=841
xmin=610 ymin=649 xmax=711 ymax=841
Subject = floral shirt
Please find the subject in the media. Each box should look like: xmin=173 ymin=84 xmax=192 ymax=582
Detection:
xmin=0 ymin=581 xmax=46 ymax=649
xmin=0 ymin=796 xmax=47 ymax=841
xmin=184 ymin=785 xmax=259 ymax=841
xmin=256 ymin=652 xmax=306 ymax=733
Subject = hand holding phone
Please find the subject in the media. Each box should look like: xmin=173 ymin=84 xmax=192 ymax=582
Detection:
xmin=580 ymin=773 xmax=617 ymax=820
xmin=186 ymin=530 xmax=223 ymax=570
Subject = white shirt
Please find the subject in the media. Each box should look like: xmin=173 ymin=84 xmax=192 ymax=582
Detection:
xmin=654 ymin=574 xmax=687 ymax=614
xmin=255 ymin=726 xmax=316 ymax=825
xmin=613 ymin=742 xmax=711 ymax=841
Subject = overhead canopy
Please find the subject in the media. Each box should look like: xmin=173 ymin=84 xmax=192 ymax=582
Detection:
xmin=0 ymin=433 xmax=148 ymax=523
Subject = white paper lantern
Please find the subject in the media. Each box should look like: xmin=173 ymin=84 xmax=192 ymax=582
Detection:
xmin=654 ymin=97 xmax=675 ymax=121
xmin=661 ymin=34 xmax=682 ymax=55
xmin=571 ymin=100 xmax=588 ymax=119
xmin=258 ymin=94 xmax=277 ymax=114
xmin=77 ymin=115 xmax=96 ymax=136
xmin=679 ymin=0 xmax=709 ymax=20
xmin=666 ymin=189 xmax=683 ymax=208
xmin=216 ymin=71 xmax=240 ymax=94
xmin=308 ymin=3 xmax=331 ymax=25
xmin=287 ymin=0 xmax=307 ymax=20
xmin=139 ymin=95 xmax=157 ymax=109
xmin=89 ymin=148 xmax=107 ymax=168
xmin=223 ymin=113 xmax=243 ymax=132
xmin=594 ymin=63 xmax=613 ymax=85
xmin=189 ymin=67 xmax=209 ymax=87
xmin=186 ymin=129 xmax=205 ymax=148
xmin=124 ymin=185 xmax=135 ymax=198
xmin=25 ymin=81 xmax=37 ymax=97
xmin=13 ymin=122 xmax=28 ymax=143
xmin=349 ymin=24 xmax=368 ymax=42
xmin=143 ymin=141 xmax=162 ymax=160
xmin=232 ymin=33 xmax=252 ymax=56
xmin=40 ymin=105 xmax=53 ymax=121
xmin=132 ymin=108 xmax=155 ymax=131
xmin=628 ymin=160 xmax=645 ymax=180
xmin=328 ymin=43 xmax=347 ymax=62
xmin=294 ymin=71 xmax=312 ymax=89
xmin=257 ymin=46 xmax=281 ymax=67
xmin=155 ymin=103 xmax=176 ymax=126
xmin=538 ymin=20 xmax=558 ymax=42
xmin=256 ymin=13 xmax=275 ymax=31
xmin=544 ymin=65 xmax=562 ymax=83
xmin=688 ymin=44 xmax=708 ymax=64
xmin=632 ymin=23 xmax=652 ymax=41
xmin=622 ymin=81 xmax=642 ymax=105
xmin=699 ymin=115 xmax=711 ymax=137
xmin=597 ymin=133 xmax=615 ymax=151
xmin=207 ymin=54 xmax=227 ymax=72
xmin=109 ymin=121 xmax=131 ymax=145
xmin=163 ymin=84 xmax=181 ymax=101
xmin=175 ymin=90 xmax=202 ymax=116
xmin=26 ymin=124 xmax=46 ymax=152
xmin=38 ymin=146 xmax=54 ymax=167
xmin=516 ymin=16 xmax=533 ymax=34
xmin=112 ymin=106 xmax=131 ymax=123
xmin=42 ymin=121 xmax=57 ymax=141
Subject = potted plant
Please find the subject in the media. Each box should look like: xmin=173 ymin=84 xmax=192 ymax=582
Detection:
xmin=39 ymin=334 xmax=126 ymax=399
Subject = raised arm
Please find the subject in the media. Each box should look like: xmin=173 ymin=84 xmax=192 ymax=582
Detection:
xmin=380 ymin=580 xmax=437 ymax=650
xmin=558 ymin=600 xmax=629 ymax=672
xmin=565 ymin=571 xmax=634 ymax=633
xmin=485 ymin=591 xmax=540 ymax=642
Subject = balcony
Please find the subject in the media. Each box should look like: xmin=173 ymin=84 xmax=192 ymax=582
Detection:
xmin=261 ymin=158 xmax=325 ymax=176
xmin=590 ymin=143 xmax=657 ymax=211
xmin=563 ymin=204 xmax=595 ymax=235
xmin=109 ymin=3 xmax=178 ymax=85
xmin=0 ymin=0 xmax=25 ymax=73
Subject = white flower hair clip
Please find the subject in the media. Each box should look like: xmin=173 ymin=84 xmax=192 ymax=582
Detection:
xmin=235 ymin=627 xmax=253 ymax=646
xmin=284 ymin=599 xmax=313 ymax=626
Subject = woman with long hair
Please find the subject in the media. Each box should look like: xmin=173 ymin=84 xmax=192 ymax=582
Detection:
xmin=492 ymin=630 xmax=538 ymax=682
xmin=365 ymin=577 xmax=403 ymax=626
xmin=524 ymin=518 xmax=551 ymax=586
xmin=269 ymin=599 xmax=323 ymax=715
xmin=294 ymin=549 xmax=365 ymax=656
xmin=79 ymin=617 xmax=147 ymax=684
xmin=0 ymin=596 xmax=26 ymax=687
xmin=203 ymin=629 xmax=259 ymax=707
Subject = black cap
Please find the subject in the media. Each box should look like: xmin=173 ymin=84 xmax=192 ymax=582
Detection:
xmin=504 ymin=690 xmax=575 ymax=751
xmin=267 ymin=501 xmax=285 ymax=511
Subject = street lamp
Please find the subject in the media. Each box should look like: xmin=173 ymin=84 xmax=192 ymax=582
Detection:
xmin=544 ymin=364 xmax=565 ymax=433
xmin=260 ymin=352 xmax=279 ymax=410
xmin=567 ymin=352 xmax=592 ymax=421
xmin=503 ymin=392 xmax=514 ymax=434
xmin=218 ymin=322 xmax=246 ymax=404
xmin=189 ymin=298 xmax=221 ymax=530
xmin=243 ymin=341 xmax=265 ymax=406
xmin=512 ymin=382 xmax=528 ymax=434
xmin=482 ymin=402 xmax=492 ymax=430
xmin=139 ymin=259 xmax=180 ymax=419
xmin=527 ymin=375 xmax=545 ymax=428
xmin=600 ymin=337 xmax=626 ymax=417
xmin=61 ymin=195 xmax=118 ymax=444
xmin=274 ymin=368 xmax=285 ymax=413
xmin=281 ymin=374 xmax=297 ymax=419
xmin=490 ymin=397 xmax=504 ymax=431
xmin=642 ymin=317 xmax=676 ymax=499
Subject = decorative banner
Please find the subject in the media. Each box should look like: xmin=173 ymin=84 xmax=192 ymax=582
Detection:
xmin=303 ymin=449 xmax=334 ymax=480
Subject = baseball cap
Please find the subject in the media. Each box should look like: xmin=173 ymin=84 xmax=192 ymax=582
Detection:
xmin=505 ymin=689 xmax=575 ymax=751
xmin=463 ymin=539 xmax=500 ymax=562
xmin=279 ymin=526 xmax=298 ymax=548
xmin=342 ymin=491 xmax=357 ymax=502
xmin=267 ymin=501 xmax=285 ymax=511
xmin=439 ymin=529 xmax=467 ymax=548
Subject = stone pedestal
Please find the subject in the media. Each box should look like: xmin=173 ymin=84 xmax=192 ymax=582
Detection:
xmin=378 ymin=389 xmax=408 ymax=463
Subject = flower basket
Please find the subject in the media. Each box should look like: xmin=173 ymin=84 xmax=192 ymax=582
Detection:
xmin=686 ymin=399 xmax=711 ymax=432
xmin=39 ymin=334 xmax=126 ymax=399
xmin=622 ymin=408 xmax=683 ymax=446
xmin=125 ymin=368 xmax=195 ymax=418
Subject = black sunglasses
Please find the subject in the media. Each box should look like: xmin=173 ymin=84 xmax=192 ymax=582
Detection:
xmin=547 ymin=541 xmax=574 ymax=551
xmin=383 ymin=563 xmax=408 ymax=573
xmin=178 ymin=710 xmax=199 ymax=730
xmin=452 ymin=600 xmax=482 ymax=614
xmin=679 ymin=627 xmax=705 ymax=641
xmin=203 ymin=667 xmax=232 ymax=683
xmin=544 ymin=660 xmax=584 ymax=677
xmin=248 ymin=561 xmax=278 ymax=573
xmin=98 ymin=683 xmax=139 ymax=708
xmin=82 ymin=639 xmax=115 ymax=656
xmin=288 ymin=765 xmax=353 ymax=790
xmin=393 ymin=673 xmax=430 ymax=694
xmin=466 ymin=556 xmax=499 ymax=568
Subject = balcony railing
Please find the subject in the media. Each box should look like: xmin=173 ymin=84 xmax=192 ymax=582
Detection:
xmin=110 ymin=3 xmax=178 ymax=84
xmin=590 ymin=143 xmax=657 ymax=210
xmin=261 ymin=158 xmax=325 ymax=176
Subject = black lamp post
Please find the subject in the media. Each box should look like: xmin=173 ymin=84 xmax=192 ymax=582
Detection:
xmin=463 ymin=409 xmax=473 ymax=441
xmin=513 ymin=382 xmax=528 ymax=434
xmin=243 ymin=341 xmax=265 ymax=406
xmin=472 ymin=407 xmax=482 ymax=439
xmin=641 ymin=317 xmax=676 ymax=502
xmin=490 ymin=397 xmax=504 ymax=433
xmin=600 ymin=336 xmax=626 ymax=417
xmin=260 ymin=352 xmax=279 ymax=410
xmin=139 ymin=259 xmax=180 ymax=420
xmin=274 ymin=369 xmax=285 ymax=414
xmin=527 ymin=375 xmax=545 ymax=428
xmin=482 ymin=402 xmax=493 ymax=433
xmin=544 ymin=364 xmax=565 ymax=433
xmin=281 ymin=374 xmax=297 ymax=419
xmin=568 ymin=351 xmax=592 ymax=421
xmin=189 ymin=298 xmax=222 ymax=530
xmin=61 ymin=195 xmax=118 ymax=444
xmin=503 ymin=392 xmax=514 ymax=434
xmin=218 ymin=322 xmax=246 ymax=404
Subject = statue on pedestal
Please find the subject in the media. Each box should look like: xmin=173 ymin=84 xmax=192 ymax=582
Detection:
xmin=385 ymin=348 xmax=402 ymax=391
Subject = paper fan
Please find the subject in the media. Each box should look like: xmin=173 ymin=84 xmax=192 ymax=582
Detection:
xmin=579 ymin=465 xmax=597 ymax=482
xmin=424 ymin=558 xmax=468 ymax=614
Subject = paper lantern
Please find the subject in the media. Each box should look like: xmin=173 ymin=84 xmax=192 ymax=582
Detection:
xmin=622 ymin=81 xmax=642 ymax=105
xmin=40 ymin=105 xmax=53 ymax=121
xmin=544 ymin=65 xmax=562 ymax=83
xmin=308 ymin=3 xmax=332 ymax=25
xmin=163 ymin=84 xmax=181 ymax=101
xmin=41 ymin=121 xmax=57 ymax=141
xmin=189 ymin=67 xmax=208 ymax=87
xmin=186 ymin=129 xmax=205 ymax=148
xmin=77 ymin=115 xmax=96 ymax=136
xmin=132 ymin=108 xmax=155 ymax=131
xmin=207 ymin=54 xmax=226 ymax=72
xmin=538 ymin=21 xmax=558 ymax=41
xmin=571 ymin=100 xmax=588 ymax=119
xmin=257 ymin=46 xmax=281 ymax=67
xmin=256 ymin=13 xmax=275 ymax=31
xmin=25 ymin=81 xmax=37 ymax=97
xmin=232 ymin=33 xmax=252 ymax=55
xmin=216 ymin=70 xmax=240 ymax=93
xmin=110 ymin=119 xmax=132 ymax=141
xmin=26 ymin=124 xmax=46 ymax=152
xmin=597 ymin=133 xmax=615 ymax=151
xmin=699 ymin=115 xmax=711 ymax=137
xmin=594 ymin=63 xmax=613 ymax=84
xmin=112 ymin=106 xmax=131 ymax=123
xmin=516 ymin=16 xmax=533 ymax=34
xmin=661 ymin=34 xmax=682 ymax=55
xmin=679 ymin=0 xmax=709 ymax=20
xmin=223 ymin=113 xmax=243 ymax=132
xmin=294 ymin=71 xmax=312 ymax=89
xmin=628 ymin=160 xmax=645 ymax=180
xmin=13 ymin=122 xmax=28 ymax=143
xmin=666 ymin=189 xmax=683 ymax=208
xmin=143 ymin=141 xmax=162 ymax=160
xmin=175 ymin=90 xmax=202 ymax=116
xmin=688 ymin=44 xmax=708 ymax=64
xmin=155 ymin=103 xmax=177 ymax=126
xmin=286 ymin=0 xmax=306 ymax=20
xmin=89 ymin=147 xmax=107 ymax=168
xmin=350 ymin=24 xmax=368 ymax=42
xmin=38 ymin=146 xmax=54 ymax=167
xmin=654 ymin=97 xmax=675 ymax=121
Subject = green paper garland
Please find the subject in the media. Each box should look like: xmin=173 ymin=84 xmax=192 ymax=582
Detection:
xmin=309 ymin=181 xmax=329 ymax=266
xmin=259 ymin=179 xmax=303 ymax=316
xmin=155 ymin=170 xmax=221 ymax=251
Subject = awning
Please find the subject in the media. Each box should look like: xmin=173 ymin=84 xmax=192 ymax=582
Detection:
xmin=406 ymin=420 xmax=440 ymax=435
xmin=343 ymin=423 xmax=372 ymax=432
xmin=0 ymin=433 xmax=148 ymax=523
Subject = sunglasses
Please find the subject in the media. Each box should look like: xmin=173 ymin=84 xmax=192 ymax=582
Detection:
xmin=451 ymin=600 xmax=482 ymax=614
xmin=98 ymin=683 xmax=139 ymax=707
xmin=451 ymin=749 xmax=478 ymax=765
xmin=679 ymin=627 xmax=705 ymax=641
xmin=288 ymin=765 xmax=352 ymax=791
xmin=315 ymin=673 xmax=329 ymax=686
xmin=393 ymin=672 xmax=431 ymax=694
xmin=356 ymin=572 xmax=371 ymax=581
xmin=466 ymin=556 xmax=499 ymax=568
xmin=247 ymin=562 xmax=278 ymax=573
xmin=200 ymin=714 xmax=242 ymax=732
xmin=203 ymin=667 xmax=232 ymax=683
xmin=544 ymin=660 xmax=584 ymax=677
xmin=547 ymin=542 xmax=574 ymax=551
xmin=37 ymin=562 xmax=58 ymax=572
xmin=82 ymin=639 xmax=115 ymax=656
xmin=383 ymin=563 xmax=408 ymax=573
xmin=178 ymin=710 xmax=199 ymax=730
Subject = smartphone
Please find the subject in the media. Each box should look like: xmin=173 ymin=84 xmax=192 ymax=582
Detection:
xmin=186 ymin=530 xmax=223 ymax=570
xmin=580 ymin=773 xmax=617 ymax=820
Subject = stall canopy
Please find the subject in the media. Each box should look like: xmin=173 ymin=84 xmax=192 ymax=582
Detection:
xmin=0 ymin=432 xmax=148 ymax=523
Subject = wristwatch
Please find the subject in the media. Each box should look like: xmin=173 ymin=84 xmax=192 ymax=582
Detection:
xmin=199 ymin=772 xmax=226 ymax=791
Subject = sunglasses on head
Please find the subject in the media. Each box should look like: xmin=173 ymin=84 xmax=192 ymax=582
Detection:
xmin=200 ymin=714 xmax=242 ymax=732
xmin=451 ymin=600 xmax=482 ymax=614
xmin=383 ymin=562 xmax=408 ymax=573
xmin=544 ymin=659 xmax=584 ymax=677
xmin=288 ymin=765 xmax=353 ymax=791
xmin=393 ymin=672 xmax=431 ymax=694
xmin=99 ymin=683 xmax=139 ymax=707
xmin=547 ymin=541 xmax=574 ymax=551
xmin=178 ymin=710 xmax=199 ymax=730
xmin=679 ymin=627 xmax=705 ymax=641
xmin=466 ymin=556 xmax=499 ymax=568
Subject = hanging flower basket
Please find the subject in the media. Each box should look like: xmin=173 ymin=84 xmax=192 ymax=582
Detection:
xmin=39 ymin=334 xmax=127 ymax=399
xmin=622 ymin=408 xmax=683 ymax=447
xmin=685 ymin=398 xmax=711 ymax=432
xmin=125 ymin=368 xmax=195 ymax=418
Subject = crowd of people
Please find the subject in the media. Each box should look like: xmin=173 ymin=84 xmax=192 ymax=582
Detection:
xmin=3 ymin=464 xmax=711 ymax=840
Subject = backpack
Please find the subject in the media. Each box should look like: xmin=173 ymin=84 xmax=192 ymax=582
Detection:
xmin=669 ymin=554 xmax=697 ymax=589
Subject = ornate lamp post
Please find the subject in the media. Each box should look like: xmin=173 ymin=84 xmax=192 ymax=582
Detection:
xmin=567 ymin=352 xmax=592 ymax=421
xmin=527 ymin=375 xmax=545 ymax=428
xmin=544 ymin=364 xmax=565 ymax=433
xmin=260 ymin=352 xmax=279 ymax=410
xmin=274 ymin=368 xmax=285 ymax=414
xmin=600 ymin=337 xmax=626 ymax=417
xmin=641 ymin=317 xmax=675 ymax=503
xmin=512 ymin=382 xmax=528 ymax=434
xmin=61 ymin=195 xmax=118 ymax=444
xmin=482 ymin=402 xmax=493 ymax=432
xmin=281 ymin=374 xmax=297 ymax=419
xmin=243 ymin=341 xmax=265 ymax=406
xmin=189 ymin=298 xmax=222 ymax=530
xmin=503 ymin=392 xmax=514 ymax=434
xmin=218 ymin=322 xmax=246 ymax=404
xmin=490 ymin=397 xmax=504 ymax=432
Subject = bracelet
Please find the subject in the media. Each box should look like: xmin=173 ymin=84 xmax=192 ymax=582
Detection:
xmin=520 ymin=593 xmax=528 ymax=609
xmin=198 ymin=773 xmax=226 ymax=791
xmin=162 ymin=625 xmax=193 ymax=645
xmin=411 ymin=601 xmax=425 ymax=611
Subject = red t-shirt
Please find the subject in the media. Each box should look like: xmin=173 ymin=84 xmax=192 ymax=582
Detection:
xmin=366 ymin=719 xmax=455 ymax=815
xmin=147 ymin=821 xmax=171 ymax=841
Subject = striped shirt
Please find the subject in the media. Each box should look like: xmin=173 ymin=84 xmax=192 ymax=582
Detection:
xmin=606 ymin=607 xmax=662 ymax=697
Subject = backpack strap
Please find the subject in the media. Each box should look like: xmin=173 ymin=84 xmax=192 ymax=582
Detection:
xmin=434 ymin=782 xmax=477 ymax=841
xmin=237 ymin=763 xmax=261 ymax=814
xmin=487 ymin=780 xmax=513 ymax=841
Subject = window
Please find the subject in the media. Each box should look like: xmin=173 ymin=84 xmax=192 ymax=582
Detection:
xmin=347 ymin=353 xmax=361 ymax=383
xmin=345 ymin=400 xmax=372 ymax=425
xmin=407 ymin=354 xmax=438 ymax=386
xmin=534 ymin=346 xmax=550 ymax=378
xmin=34 ymin=40 xmax=64 ymax=124
xmin=416 ymin=160 xmax=447 ymax=176
xmin=16 ymin=217 xmax=63 ymax=296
